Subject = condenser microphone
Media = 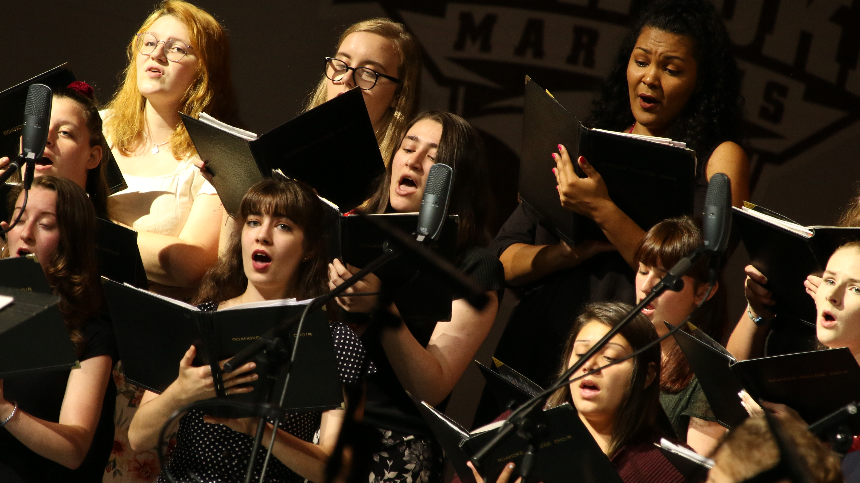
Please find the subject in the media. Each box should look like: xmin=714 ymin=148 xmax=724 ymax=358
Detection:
xmin=654 ymin=173 xmax=733 ymax=293
xmin=0 ymin=84 xmax=53 ymax=188
xmin=702 ymin=173 xmax=732 ymax=285
xmin=415 ymin=163 xmax=454 ymax=243
xmin=702 ymin=173 xmax=732 ymax=256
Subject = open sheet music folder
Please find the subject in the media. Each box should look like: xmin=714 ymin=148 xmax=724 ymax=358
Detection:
xmin=323 ymin=203 xmax=460 ymax=325
xmin=102 ymin=279 xmax=343 ymax=416
xmin=417 ymin=401 xmax=623 ymax=483
xmin=733 ymin=204 xmax=860 ymax=324
xmin=670 ymin=323 xmax=860 ymax=431
xmin=519 ymin=76 xmax=696 ymax=245
xmin=182 ymin=87 xmax=384 ymax=217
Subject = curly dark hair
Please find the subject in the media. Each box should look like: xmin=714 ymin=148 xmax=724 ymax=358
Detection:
xmin=586 ymin=0 xmax=744 ymax=166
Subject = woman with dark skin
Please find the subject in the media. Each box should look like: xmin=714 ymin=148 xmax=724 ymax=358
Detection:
xmin=491 ymin=0 xmax=749 ymax=397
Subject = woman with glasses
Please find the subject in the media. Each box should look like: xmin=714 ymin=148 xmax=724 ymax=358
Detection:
xmin=102 ymin=2 xmax=239 ymax=480
xmin=304 ymin=18 xmax=422 ymax=162
xmin=103 ymin=0 xmax=238 ymax=300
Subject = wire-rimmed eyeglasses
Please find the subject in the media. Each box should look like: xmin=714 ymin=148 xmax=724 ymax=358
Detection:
xmin=136 ymin=32 xmax=194 ymax=63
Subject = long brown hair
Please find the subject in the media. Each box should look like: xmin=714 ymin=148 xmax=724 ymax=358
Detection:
xmin=634 ymin=216 xmax=724 ymax=393
xmin=193 ymin=177 xmax=328 ymax=305
xmin=545 ymin=302 xmax=662 ymax=458
xmin=104 ymin=0 xmax=239 ymax=160
xmin=5 ymin=176 xmax=100 ymax=355
xmin=363 ymin=111 xmax=492 ymax=251
xmin=303 ymin=18 xmax=422 ymax=162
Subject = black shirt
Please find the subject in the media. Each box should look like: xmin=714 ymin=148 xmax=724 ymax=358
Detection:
xmin=0 ymin=316 xmax=118 ymax=483
xmin=362 ymin=246 xmax=504 ymax=437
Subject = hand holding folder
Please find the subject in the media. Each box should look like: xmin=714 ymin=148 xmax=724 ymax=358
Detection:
xmin=166 ymin=345 xmax=258 ymax=404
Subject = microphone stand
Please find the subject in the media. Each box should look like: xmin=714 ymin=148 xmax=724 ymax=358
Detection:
xmin=233 ymin=244 xmax=401 ymax=483
xmin=471 ymin=247 xmax=711 ymax=482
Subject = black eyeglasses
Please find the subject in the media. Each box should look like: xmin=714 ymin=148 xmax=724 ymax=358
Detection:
xmin=324 ymin=57 xmax=401 ymax=91
xmin=136 ymin=32 xmax=194 ymax=62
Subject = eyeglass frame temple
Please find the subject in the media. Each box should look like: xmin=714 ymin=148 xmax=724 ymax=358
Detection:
xmin=324 ymin=57 xmax=402 ymax=87
xmin=135 ymin=33 xmax=193 ymax=62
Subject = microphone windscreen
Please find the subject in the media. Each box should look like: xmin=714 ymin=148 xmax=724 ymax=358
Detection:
xmin=24 ymin=84 xmax=51 ymax=118
xmin=21 ymin=84 xmax=52 ymax=161
xmin=702 ymin=173 xmax=732 ymax=255
xmin=416 ymin=163 xmax=454 ymax=241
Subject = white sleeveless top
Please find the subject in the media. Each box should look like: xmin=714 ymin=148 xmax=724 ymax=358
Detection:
xmin=102 ymin=110 xmax=218 ymax=236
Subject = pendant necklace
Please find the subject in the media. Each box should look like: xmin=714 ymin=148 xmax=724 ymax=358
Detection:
xmin=151 ymin=140 xmax=169 ymax=155
xmin=144 ymin=127 xmax=169 ymax=154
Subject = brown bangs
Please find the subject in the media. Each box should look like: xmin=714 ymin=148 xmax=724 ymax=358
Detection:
xmin=634 ymin=216 xmax=707 ymax=283
xmin=238 ymin=178 xmax=320 ymax=238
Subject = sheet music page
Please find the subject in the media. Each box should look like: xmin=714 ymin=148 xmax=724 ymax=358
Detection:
xmin=0 ymin=295 xmax=12 ymax=311
xmin=198 ymin=112 xmax=258 ymax=141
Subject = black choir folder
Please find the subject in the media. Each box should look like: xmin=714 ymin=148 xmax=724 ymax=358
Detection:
xmin=325 ymin=207 xmax=460 ymax=325
xmin=670 ymin=323 xmax=860 ymax=430
xmin=520 ymin=76 xmax=696 ymax=245
xmin=733 ymin=203 xmax=860 ymax=324
xmin=417 ymin=402 xmax=623 ymax=483
xmin=102 ymin=279 xmax=343 ymax=414
xmin=475 ymin=358 xmax=542 ymax=413
xmin=95 ymin=218 xmax=148 ymax=290
xmin=181 ymin=87 xmax=384 ymax=217
xmin=0 ymin=256 xmax=53 ymax=294
xmin=0 ymin=65 xmax=127 ymax=195
xmin=0 ymin=286 xmax=76 ymax=378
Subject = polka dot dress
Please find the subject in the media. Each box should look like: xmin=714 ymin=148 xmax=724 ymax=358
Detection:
xmin=156 ymin=319 xmax=373 ymax=483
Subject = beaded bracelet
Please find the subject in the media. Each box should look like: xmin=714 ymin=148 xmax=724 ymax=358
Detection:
xmin=746 ymin=304 xmax=768 ymax=326
xmin=1 ymin=401 xmax=18 ymax=428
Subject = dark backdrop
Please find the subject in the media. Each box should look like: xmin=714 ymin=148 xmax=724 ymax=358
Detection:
xmin=4 ymin=0 xmax=859 ymax=432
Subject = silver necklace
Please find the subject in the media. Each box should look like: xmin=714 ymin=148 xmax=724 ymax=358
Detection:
xmin=150 ymin=139 xmax=170 ymax=154
xmin=144 ymin=128 xmax=170 ymax=154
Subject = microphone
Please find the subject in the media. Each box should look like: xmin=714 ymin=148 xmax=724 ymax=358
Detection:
xmin=702 ymin=173 xmax=732 ymax=256
xmin=0 ymin=84 xmax=52 ymax=188
xmin=415 ymin=163 xmax=454 ymax=243
xmin=653 ymin=173 xmax=733 ymax=293
xmin=702 ymin=173 xmax=732 ymax=284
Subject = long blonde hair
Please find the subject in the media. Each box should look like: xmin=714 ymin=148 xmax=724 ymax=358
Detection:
xmin=104 ymin=0 xmax=239 ymax=160
xmin=303 ymin=18 xmax=422 ymax=163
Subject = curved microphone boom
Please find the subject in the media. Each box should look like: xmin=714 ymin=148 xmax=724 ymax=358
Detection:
xmin=416 ymin=163 xmax=454 ymax=243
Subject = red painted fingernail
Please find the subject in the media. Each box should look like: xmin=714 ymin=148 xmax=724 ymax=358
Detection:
xmin=551 ymin=153 xmax=557 ymax=160
xmin=557 ymin=144 xmax=563 ymax=151
xmin=552 ymin=167 xmax=557 ymax=174
xmin=556 ymin=185 xmax=559 ymax=190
